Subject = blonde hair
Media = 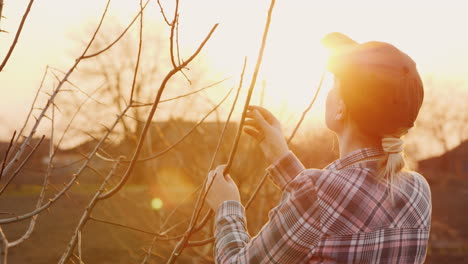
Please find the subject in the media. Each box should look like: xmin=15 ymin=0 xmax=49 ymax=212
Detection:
xmin=380 ymin=133 xmax=407 ymax=201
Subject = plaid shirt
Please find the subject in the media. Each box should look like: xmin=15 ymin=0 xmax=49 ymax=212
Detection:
xmin=214 ymin=148 xmax=431 ymax=263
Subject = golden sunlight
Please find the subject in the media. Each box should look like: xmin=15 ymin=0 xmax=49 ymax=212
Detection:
xmin=1 ymin=0 xmax=467 ymax=263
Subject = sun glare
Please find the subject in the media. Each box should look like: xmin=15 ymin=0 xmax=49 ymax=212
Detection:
xmin=151 ymin=198 xmax=164 ymax=210
xmin=1 ymin=0 xmax=467 ymax=140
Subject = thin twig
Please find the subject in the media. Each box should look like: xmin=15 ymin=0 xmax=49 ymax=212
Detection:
xmin=129 ymin=77 xmax=230 ymax=107
xmin=175 ymin=13 xmax=182 ymax=66
xmin=77 ymin=231 xmax=83 ymax=263
xmin=0 ymin=131 xmax=16 ymax=180
xmin=287 ymin=71 xmax=325 ymax=143
xmin=81 ymin=0 xmax=150 ymax=59
xmin=159 ymin=184 xmax=202 ymax=232
xmin=0 ymin=0 xmax=35 ymax=71
xmin=0 ymin=0 xmax=4 ymax=28
xmin=155 ymin=0 xmax=172 ymax=26
xmin=174 ymin=12 xmax=191 ymax=84
xmin=0 ymin=135 xmax=45 ymax=196
xmin=0 ymin=227 xmax=7 ymax=264
xmin=129 ymin=0 xmax=145 ymax=103
xmin=53 ymin=84 xmax=105 ymax=161
xmin=169 ymin=0 xmax=180 ymax=69
xmin=88 ymin=216 xmax=169 ymax=237
xmin=140 ymin=236 xmax=158 ymax=264
xmin=12 ymin=66 xmax=49 ymax=149
xmin=49 ymin=67 xmax=106 ymax=106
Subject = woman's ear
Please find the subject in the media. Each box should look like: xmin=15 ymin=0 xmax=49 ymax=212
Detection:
xmin=335 ymin=99 xmax=347 ymax=121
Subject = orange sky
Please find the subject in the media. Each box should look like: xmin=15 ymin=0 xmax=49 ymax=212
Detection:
xmin=1 ymin=0 xmax=467 ymax=144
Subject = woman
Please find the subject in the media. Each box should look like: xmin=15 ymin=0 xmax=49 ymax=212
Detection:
xmin=205 ymin=33 xmax=431 ymax=263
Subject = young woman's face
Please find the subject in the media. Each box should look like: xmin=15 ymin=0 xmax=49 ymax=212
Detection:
xmin=325 ymin=78 xmax=344 ymax=133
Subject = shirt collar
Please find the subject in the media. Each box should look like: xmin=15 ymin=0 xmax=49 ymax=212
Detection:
xmin=325 ymin=147 xmax=385 ymax=171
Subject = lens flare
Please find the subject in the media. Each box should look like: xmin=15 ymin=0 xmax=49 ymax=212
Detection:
xmin=151 ymin=198 xmax=163 ymax=210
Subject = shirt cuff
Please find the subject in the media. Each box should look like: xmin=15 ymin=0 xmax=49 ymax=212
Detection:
xmin=265 ymin=151 xmax=305 ymax=190
xmin=215 ymin=200 xmax=246 ymax=224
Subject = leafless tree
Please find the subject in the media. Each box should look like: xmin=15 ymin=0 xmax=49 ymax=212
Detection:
xmin=0 ymin=0 xmax=328 ymax=263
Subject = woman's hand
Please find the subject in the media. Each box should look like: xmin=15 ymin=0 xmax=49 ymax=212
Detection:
xmin=244 ymin=105 xmax=290 ymax=164
xmin=205 ymin=165 xmax=241 ymax=211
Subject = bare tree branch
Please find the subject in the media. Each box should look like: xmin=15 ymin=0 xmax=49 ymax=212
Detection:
xmin=1 ymin=0 xmax=111 ymax=179
xmin=0 ymin=227 xmax=7 ymax=264
xmin=0 ymin=131 xmax=16 ymax=180
xmin=12 ymin=66 xmax=49 ymax=149
xmin=49 ymin=67 xmax=106 ymax=106
xmin=185 ymin=65 xmax=327 ymax=248
xmin=0 ymin=135 xmax=45 ymax=196
xmin=0 ymin=106 xmax=130 ymax=224
xmin=129 ymin=0 xmax=145 ymax=103
xmin=93 ymin=23 xmax=218 ymax=198
xmin=0 ymin=0 xmax=35 ymax=71
xmin=97 ymin=89 xmax=233 ymax=219
xmin=88 ymin=216 xmax=170 ymax=237
xmin=81 ymin=0 xmax=150 ymax=60
xmin=141 ymin=236 xmax=158 ymax=264
xmin=167 ymin=55 xmax=249 ymax=262
xmin=169 ymin=0 xmax=180 ymax=69
xmin=132 ymin=77 xmax=231 ymax=107
xmin=8 ymin=107 xmax=55 ymax=248
xmin=59 ymin=159 xmax=122 ymax=263
xmin=155 ymin=0 xmax=172 ymax=26
xmin=287 ymin=71 xmax=325 ymax=142
xmin=96 ymin=85 xmax=233 ymax=164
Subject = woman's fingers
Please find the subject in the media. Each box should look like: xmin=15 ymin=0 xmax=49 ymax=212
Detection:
xmin=247 ymin=105 xmax=278 ymax=125
xmin=251 ymin=109 xmax=270 ymax=130
xmin=244 ymin=119 xmax=262 ymax=131
xmin=246 ymin=109 xmax=269 ymax=131
xmin=243 ymin=127 xmax=263 ymax=141
xmin=213 ymin=165 xmax=236 ymax=186
xmin=215 ymin=164 xmax=227 ymax=177
xmin=244 ymin=111 xmax=268 ymax=142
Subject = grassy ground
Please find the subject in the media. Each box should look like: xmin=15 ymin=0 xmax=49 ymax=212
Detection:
xmin=0 ymin=180 xmax=467 ymax=263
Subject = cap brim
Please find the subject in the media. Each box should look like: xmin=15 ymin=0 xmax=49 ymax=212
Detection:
xmin=321 ymin=32 xmax=358 ymax=52
xmin=321 ymin=32 xmax=359 ymax=75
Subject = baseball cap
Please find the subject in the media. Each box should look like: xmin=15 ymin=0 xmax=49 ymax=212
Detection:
xmin=321 ymin=32 xmax=424 ymax=136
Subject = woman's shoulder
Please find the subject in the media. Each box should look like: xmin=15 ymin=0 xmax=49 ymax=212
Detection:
xmin=297 ymin=166 xmax=372 ymax=190
xmin=408 ymin=171 xmax=430 ymax=188
xmin=287 ymin=167 xmax=361 ymax=200
xmin=402 ymin=170 xmax=432 ymax=202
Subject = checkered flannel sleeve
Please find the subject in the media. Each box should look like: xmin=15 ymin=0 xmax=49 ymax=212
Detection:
xmin=266 ymin=151 xmax=306 ymax=190
xmin=214 ymin=151 xmax=319 ymax=263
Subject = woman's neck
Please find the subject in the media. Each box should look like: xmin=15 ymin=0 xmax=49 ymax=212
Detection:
xmin=337 ymin=124 xmax=380 ymax=158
